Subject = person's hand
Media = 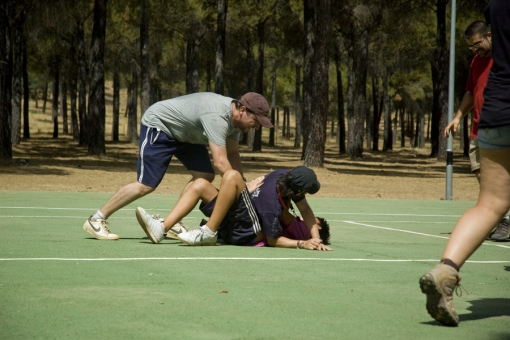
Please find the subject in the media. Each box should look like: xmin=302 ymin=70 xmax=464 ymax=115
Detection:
xmin=444 ymin=117 xmax=461 ymax=138
xmin=302 ymin=238 xmax=333 ymax=251
xmin=246 ymin=175 xmax=264 ymax=194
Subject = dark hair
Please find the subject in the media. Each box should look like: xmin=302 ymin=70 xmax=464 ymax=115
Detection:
xmin=232 ymin=98 xmax=255 ymax=114
xmin=276 ymin=172 xmax=296 ymax=198
xmin=464 ymin=21 xmax=490 ymax=39
xmin=317 ymin=217 xmax=331 ymax=245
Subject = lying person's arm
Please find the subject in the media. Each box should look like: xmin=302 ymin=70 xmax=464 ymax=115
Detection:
xmin=266 ymin=235 xmax=332 ymax=251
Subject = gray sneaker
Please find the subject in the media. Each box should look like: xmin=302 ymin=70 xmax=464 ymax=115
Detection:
xmin=83 ymin=217 xmax=119 ymax=240
xmin=165 ymin=221 xmax=189 ymax=240
xmin=490 ymin=218 xmax=510 ymax=241
xmin=419 ymin=263 xmax=462 ymax=326
xmin=135 ymin=207 xmax=165 ymax=244
xmin=178 ymin=225 xmax=217 ymax=246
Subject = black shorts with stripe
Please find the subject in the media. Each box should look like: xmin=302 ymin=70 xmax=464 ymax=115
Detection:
xmin=199 ymin=188 xmax=261 ymax=245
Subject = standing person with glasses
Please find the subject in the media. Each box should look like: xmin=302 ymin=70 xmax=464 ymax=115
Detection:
xmin=444 ymin=21 xmax=510 ymax=241
xmin=82 ymin=92 xmax=272 ymax=240
xmin=420 ymin=0 xmax=510 ymax=327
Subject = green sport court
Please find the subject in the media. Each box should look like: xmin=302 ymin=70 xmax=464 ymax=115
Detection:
xmin=1 ymin=191 xmax=509 ymax=339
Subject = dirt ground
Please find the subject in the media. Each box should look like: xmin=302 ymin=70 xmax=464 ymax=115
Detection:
xmin=1 ymin=132 xmax=479 ymax=202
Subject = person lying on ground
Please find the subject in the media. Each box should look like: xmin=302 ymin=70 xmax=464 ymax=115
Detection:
xmin=136 ymin=166 xmax=332 ymax=251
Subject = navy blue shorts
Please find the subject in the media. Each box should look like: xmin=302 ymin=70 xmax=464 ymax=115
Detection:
xmin=137 ymin=124 xmax=214 ymax=188
xmin=200 ymin=188 xmax=261 ymax=245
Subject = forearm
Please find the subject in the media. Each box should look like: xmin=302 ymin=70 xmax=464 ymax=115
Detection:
xmin=268 ymin=236 xmax=301 ymax=249
xmin=227 ymin=152 xmax=244 ymax=177
xmin=295 ymin=199 xmax=320 ymax=238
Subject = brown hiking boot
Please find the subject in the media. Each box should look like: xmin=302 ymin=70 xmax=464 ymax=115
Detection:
xmin=419 ymin=263 xmax=462 ymax=326
xmin=490 ymin=217 xmax=510 ymax=241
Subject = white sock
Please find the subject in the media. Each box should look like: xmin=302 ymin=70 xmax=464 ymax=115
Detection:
xmin=92 ymin=210 xmax=106 ymax=221
xmin=202 ymin=225 xmax=216 ymax=235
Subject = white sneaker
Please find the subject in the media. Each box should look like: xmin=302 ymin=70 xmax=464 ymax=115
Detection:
xmin=83 ymin=217 xmax=119 ymax=240
xmin=135 ymin=207 xmax=165 ymax=244
xmin=178 ymin=225 xmax=217 ymax=246
xmin=165 ymin=221 xmax=189 ymax=240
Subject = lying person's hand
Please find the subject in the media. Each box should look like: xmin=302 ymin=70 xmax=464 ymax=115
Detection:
xmin=302 ymin=238 xmax=333 ymax=251
xmin=246 ymin=176 xmax=265 ymax=194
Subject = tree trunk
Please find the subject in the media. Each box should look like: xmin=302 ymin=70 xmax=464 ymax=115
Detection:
xmin=42 ymin=81 xmax=48 ymax=114
xmin=372 ymin=77 xmax=380 ymax=151
xmin=112 ymin=71 xmax=120 ymax=141
xmin=60 ymin=77 xmax=68 ymax=135
xmin=52 ymin=65 xmax=59 ymax=139
xmin=70 ymin=75 xmax=79 ymax=141
xmin=346 ymin=36 xmax=355 ymax=157
xmin=419 ymin=101 xmax=425 ymax=148
xmin=400 ymin=106 xmax=405 ymax=147
xmin=304 ymin=0 xmax=330 ymax=167
xmin=431 ymin=0 xmax=449 ymax=161
xmin=462 ymin=115 xmax=469 ymax=156
xmin=140 ymin=0 xmax=150 ymax=113
xmin=334 ymin=42 xmax=345 ymax=154
xmin=127 ymin=66 xmax=138 ymax=143
xmin=269 ymin=63 xmax=276 ymax=147
xmin=215 ymin=0 xmax=227 ymax=95
xmin=253 ymin=19 xmax=266 ymax=152
xmin=293 ymin=64 xmax=301 ymax=149
xmin=22 ymin=34 xmax=29 ymax=139
xmin=347 ymin=27 xmax=367 ymax=158
xmin=0 ymin=1 xmax=12 ymax=160
xmin=382 ymin=70 xmax=391 ymax=151
xmin=186 ymin=29 xmax=200 ymax=94
xmin=77 ymin=20 xmax=87 ymax=146
xmin=11 ymin=20 xmax=22 ymax=146
xmin=302 ymin=0 xmax=314 ymax=159
xmin=87 ymin=0 xmax=107 ymax=155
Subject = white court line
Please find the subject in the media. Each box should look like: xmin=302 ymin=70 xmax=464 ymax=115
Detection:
xmin=0 ymin=257 xmax=508 ymax=263
xmin=0 ymin=206 xmax=462 ymax=218
xmin=0 ymin=216 xmax=200 ymax=219
xmin=344 ymin=221 xmax=510 ymax=249
xmin=328 ymin=219 xmax=451 ymax=224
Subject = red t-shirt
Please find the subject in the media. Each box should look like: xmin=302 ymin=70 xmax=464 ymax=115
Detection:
xmin=466 ymin=54 xmax=493 ymax=138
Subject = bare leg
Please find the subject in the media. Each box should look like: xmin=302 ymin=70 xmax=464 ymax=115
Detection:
xmin=99 ymin=182 xmax=155 ymax=217
xmin=442 ymin=148 xmax=510 ymax=267
xmin=206 ymin=170 xmax=246 ymax=232
xmin=162 ymin=179 xmax=218 ymax=232
xmin=181 ymin=170 xmax=215 ymax=194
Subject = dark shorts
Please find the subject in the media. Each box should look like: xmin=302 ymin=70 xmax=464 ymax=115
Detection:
xmin=137 ymin=124 xmax=214 ymax=188
xmin=200 ymin=188 xmax=261 ymax=245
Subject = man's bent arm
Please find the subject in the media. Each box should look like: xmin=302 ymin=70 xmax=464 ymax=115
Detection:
xmin=295 ymin=198 xmax=321 ymax=239
xmin=208 ymin=141 xmax=233 ymax=176
xmin=226 ymin=137 xmax=244 ymax=176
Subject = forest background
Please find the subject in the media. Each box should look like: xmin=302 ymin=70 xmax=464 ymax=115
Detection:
xmin=0 ymin=0 xmax=489 ymax=201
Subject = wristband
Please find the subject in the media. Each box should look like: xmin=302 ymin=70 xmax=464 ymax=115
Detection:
xmin=297 ymin=240 xmax=303 ymax=249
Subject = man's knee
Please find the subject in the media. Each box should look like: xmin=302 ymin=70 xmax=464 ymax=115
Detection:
xmin=223 ymin=169 xmax=241 ymax=181
xmin=136 ymin=182 xmax=156 ymax=195
xmin=191 ymin=171 xmax=215 ymax=183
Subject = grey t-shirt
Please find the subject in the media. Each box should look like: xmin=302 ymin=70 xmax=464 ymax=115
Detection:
xmin=141 ymin=92 xmax=241 ymax=146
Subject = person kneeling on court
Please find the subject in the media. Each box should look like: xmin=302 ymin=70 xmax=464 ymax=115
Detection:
xmin=136 ymin=166 xmax=332 ymax=251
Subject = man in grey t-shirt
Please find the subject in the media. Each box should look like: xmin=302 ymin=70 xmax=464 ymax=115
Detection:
xmin=83 ymin=92 xmax=272 ymax=240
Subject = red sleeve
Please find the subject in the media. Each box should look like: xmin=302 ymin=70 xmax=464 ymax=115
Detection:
xmin=466 ymin=55 xmax=477 ymax=93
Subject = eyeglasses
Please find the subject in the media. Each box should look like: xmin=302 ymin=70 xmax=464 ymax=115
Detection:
xmin=468 ymin=37 xmax=485 ymax=50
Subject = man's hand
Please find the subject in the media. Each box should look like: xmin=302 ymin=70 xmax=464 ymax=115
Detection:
xmin=246 ymin=176 xmax=264 ymax=194
xmin=444 ymin=117 xmax=461 ymax=138
xmin=302 ymin=238 xmax=333 ymax=251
